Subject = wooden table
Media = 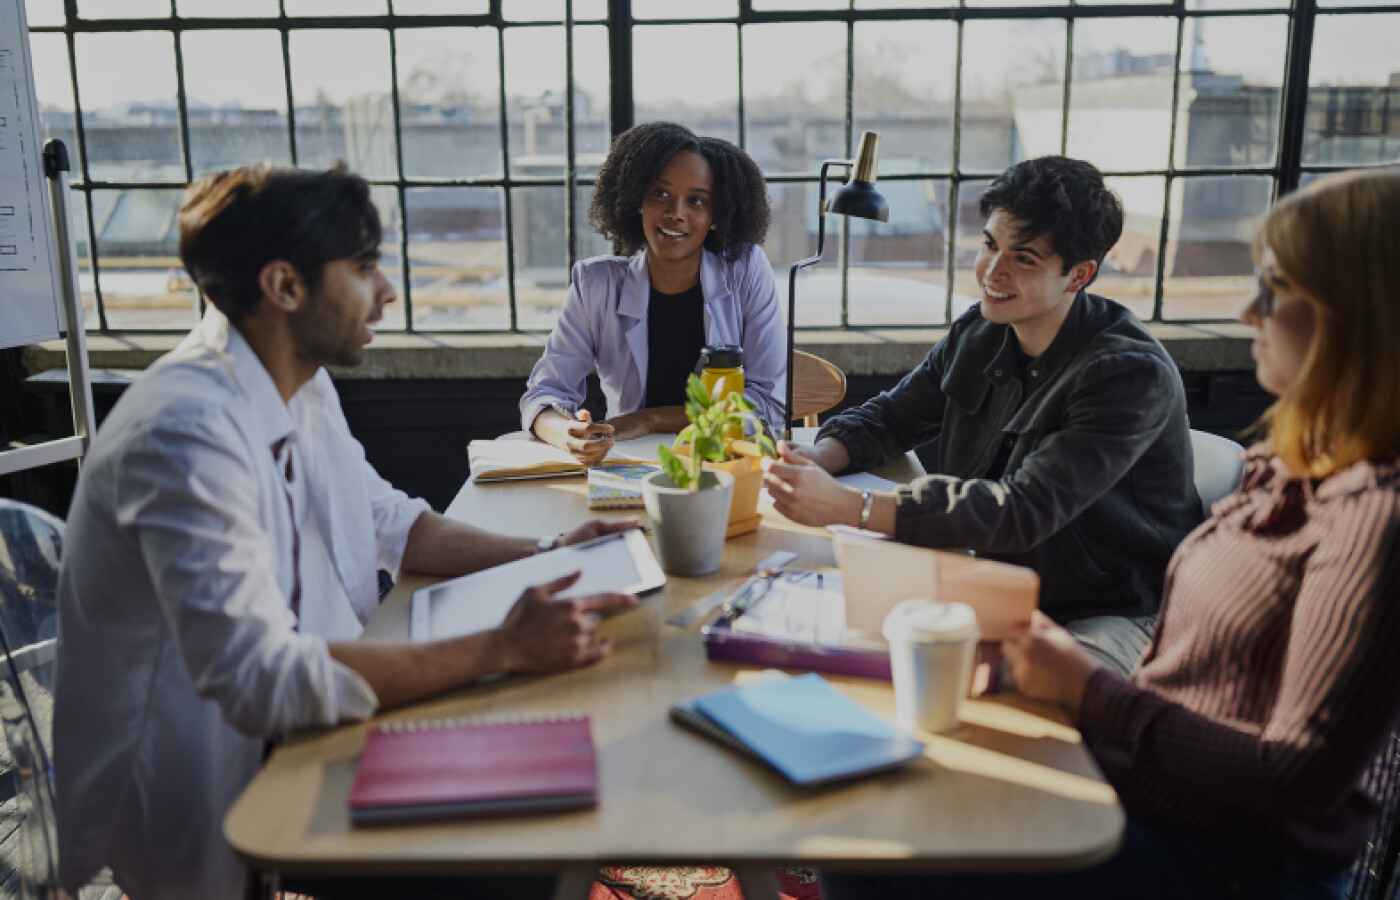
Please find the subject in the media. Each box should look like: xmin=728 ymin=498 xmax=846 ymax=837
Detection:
xmin=226 ymin=439 xmax=1123 ymax=900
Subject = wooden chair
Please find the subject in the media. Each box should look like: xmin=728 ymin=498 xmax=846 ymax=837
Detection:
xmin=791 ymin=351 xmax=846 ymax=428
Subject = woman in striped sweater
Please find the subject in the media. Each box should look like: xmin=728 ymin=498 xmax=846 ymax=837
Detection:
xmin=824 ymin=168 xmax=1400 ymax=900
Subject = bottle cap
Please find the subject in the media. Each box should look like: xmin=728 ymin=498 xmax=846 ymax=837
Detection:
xmin=697 ymin=345 xmax=743 ymax=370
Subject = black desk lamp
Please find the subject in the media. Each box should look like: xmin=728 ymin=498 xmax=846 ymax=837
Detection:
xmin=784 ymin=130 xmax=890 ymax=441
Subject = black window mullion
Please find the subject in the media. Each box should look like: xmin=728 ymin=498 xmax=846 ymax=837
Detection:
xmin=609 ymin=0 xmax=633 ymax=137
xmin=1275 ymin=0 xmax=1318 ymax=197
xmin=564 ymin=0 xmax=577 ymax=271
xmin=170 ymin=3 xmax=202 ymax=317
xmin=279 ymin=0 xmax=298 ymax=165
xmin=1153 ymin=14 xmax=1188 ymax=323
xmin=1060 ymin=16 xmax=1074 ymax=158
xmin=839 ymin=12 xmax=854 ymax=328
xmin=387 ymin=28 xmax=414 ymax=331
xmin=62 ymin=0 xmax=108 ymax=332
xmin=945 ymin=12 xmax=967 ymax=328
xmin=495 ymin=9 xmax=520 ymax=332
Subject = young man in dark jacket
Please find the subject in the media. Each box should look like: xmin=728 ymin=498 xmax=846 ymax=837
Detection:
xmin=763 ymin=155 xmax=1203 ymax=675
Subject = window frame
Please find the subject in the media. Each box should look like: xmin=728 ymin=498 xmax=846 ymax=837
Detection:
xmin=25 ymin=0 xmax=1400 ymax=333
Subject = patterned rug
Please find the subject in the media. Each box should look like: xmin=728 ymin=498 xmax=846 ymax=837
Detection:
xmin=590 ymin=867 xmax=822 ymax=900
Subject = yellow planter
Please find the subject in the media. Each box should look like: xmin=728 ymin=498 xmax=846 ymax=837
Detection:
xmin=675 ymin=441 xmax=765 ymax=538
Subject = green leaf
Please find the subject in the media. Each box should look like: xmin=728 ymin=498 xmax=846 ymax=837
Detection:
xmin=755 ymin=433 xmax=777 ymax=458
xmin=676 ymin=424 xmax=697 ymax=447
xmin=685 ymin=400 xmax=705 ymax=423
xmin=732 ymin=393 xmax=757 ymax=412
xmin=657 ymin=444 xmax=690 ymax=489
xmin=686 ymin=375 xmax=711 ymax=408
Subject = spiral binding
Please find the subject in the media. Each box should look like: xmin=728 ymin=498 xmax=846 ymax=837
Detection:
xmin=378 ymin=711 xmax=587 ymax=733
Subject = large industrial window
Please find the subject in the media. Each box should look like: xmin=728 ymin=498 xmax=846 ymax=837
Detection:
xmin=21 ymin=0 xmax=1400 ymax=333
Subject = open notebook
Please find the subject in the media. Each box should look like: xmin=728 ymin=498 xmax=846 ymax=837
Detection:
xmin=467 ymin=433 xmax=676 ymax=482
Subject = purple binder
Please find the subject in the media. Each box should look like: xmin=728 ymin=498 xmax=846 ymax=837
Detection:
xmin=701 ymin=617 xmax=893 ymax=680
xmin=701 ymin=619 xmax=1003 ymax=694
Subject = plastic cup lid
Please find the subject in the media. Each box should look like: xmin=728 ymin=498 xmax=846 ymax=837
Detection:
xmin=881 ymin=598 xmax=979 ymax=644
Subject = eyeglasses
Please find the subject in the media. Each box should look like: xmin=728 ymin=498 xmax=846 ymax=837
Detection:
xmin=1250 ymin=271 xmax=1277 ymax=317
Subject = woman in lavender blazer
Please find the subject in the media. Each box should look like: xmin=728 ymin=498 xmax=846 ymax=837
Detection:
xmin=521 ymin=121 xmax=786 ymax=465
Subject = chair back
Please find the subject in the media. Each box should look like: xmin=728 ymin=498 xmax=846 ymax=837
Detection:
xmin=0 ymin=499 xmax=65 ymax=899
xmin=1345 ymin=730 xmax=1400 ymax=900
xmin=1190 ymin=429 xmax=1246 ymax=514
xmin=791 ymin=351 xmax=846 ymax=428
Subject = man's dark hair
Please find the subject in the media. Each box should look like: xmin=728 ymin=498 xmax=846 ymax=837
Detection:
xmin=978 ymin=156 xmax=1123 ymax=285
xmin=177 ymin=163 xmax=381 ymax=321
xmin=588 ymin=121 xmax=771 ymax=259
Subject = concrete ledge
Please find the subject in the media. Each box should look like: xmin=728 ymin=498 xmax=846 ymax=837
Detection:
xmin=23 ymin=323 xmax=1254 ymax=380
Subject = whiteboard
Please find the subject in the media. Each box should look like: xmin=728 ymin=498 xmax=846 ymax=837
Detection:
xmin=0 ymin=0 xmax=63 ymax=350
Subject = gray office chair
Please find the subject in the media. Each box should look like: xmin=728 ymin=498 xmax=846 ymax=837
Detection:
xmin=1190 ymin=429 xmax=1247 ymax=515
xmin=0 ymin=498 xmax=64 ymax=899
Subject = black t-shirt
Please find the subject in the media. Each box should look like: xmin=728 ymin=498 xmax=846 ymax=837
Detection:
xmin=644 ymin=282 xmax=707 ymax=409
xmin=983 ymin=345 xmax=1037 ymax=480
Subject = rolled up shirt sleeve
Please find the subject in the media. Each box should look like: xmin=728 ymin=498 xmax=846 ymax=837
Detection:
xmin=520 ymin=261 xmax=599 ymax=432
xmin=363 ymin=457 xmax=431 ymax=578
xmin=891 ymin=350 xmax=1177 ymax=553
xmin=118 ymin=414 xmax=378 ymax=738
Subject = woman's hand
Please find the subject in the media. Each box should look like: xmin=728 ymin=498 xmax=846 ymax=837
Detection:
xmin=1001 ymin=611 xmax=1102 ymax=711
xmin=762 ymin=445 xmax=863 ymax=527
xmin=562 ymin=410 xmax=615 ymax=465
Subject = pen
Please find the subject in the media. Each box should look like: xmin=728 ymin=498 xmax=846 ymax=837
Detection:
xmin=550 ymin=402 xmax=608 ymax=441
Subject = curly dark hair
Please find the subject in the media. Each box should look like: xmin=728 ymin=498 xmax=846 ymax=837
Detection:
xmin=978 ymin=156 xmax=1123 ymax=286
xmin=588 ymin=121 xmax=771 ymax=260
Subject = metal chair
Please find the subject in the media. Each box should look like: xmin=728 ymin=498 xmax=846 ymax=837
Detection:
xmin=0 ymin=499 xmax=64 ymax=899
xmin=791 ymin=351 xmax=846 ymax=428
xmin=1189 ymin=429 xmax=1247 ymax=514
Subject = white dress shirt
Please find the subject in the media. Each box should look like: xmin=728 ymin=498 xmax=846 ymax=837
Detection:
xmin=55 ymin=310 xmax=430 ymax=900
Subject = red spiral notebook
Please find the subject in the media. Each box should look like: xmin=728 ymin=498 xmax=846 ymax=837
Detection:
xmin=348 ymin=713 xmax=597 ymax=826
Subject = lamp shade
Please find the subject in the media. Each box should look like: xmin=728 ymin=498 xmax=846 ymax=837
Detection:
xmin=825 ymin=131 xmax=889 ymax=222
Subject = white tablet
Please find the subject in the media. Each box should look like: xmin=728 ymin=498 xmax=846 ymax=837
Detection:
xmin=409 ymin=529 xmax=665 ymax=642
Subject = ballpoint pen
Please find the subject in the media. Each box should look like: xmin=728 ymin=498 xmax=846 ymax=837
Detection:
xmin=550 ymin=402 xmax=607 ymax=440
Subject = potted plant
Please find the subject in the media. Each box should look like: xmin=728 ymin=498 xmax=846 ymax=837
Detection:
xmin=641 ymin=377 xmax=776 ymax=575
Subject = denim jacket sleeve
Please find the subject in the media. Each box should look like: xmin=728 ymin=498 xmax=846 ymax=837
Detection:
xmin=816 ymin=337 xmax=950 ymax=473
xmin=519 ymin=259 xmax=602 ymax=432
xmin=893 ymin=349 xmax=1181 ymax=554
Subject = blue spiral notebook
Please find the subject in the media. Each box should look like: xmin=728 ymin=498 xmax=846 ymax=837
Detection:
xmin=675 ymin=673 xmax=925 ymax=786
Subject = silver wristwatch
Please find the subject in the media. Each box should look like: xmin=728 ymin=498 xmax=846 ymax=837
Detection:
xmin=858 ymin=489 xmax=874 ymax=530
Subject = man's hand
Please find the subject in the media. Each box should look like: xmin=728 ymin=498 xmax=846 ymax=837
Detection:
xmin=563 ymin=410 xmax=615 ymax=466
xmin=557 ymin=518 xmax=638 ymax=548
xmin=778 ymin=437 xmax=851 ymax=474
xmin=495 ymin=571 xmax=637 ymax=674
xmin=1001 ymin=611 xmax=1102 ymax=711
xmin=762 ymin=445 xmax=863 ymax=527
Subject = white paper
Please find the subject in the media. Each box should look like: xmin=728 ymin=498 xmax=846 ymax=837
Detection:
xmin=0 ymin=1 xmax=62 ymax=350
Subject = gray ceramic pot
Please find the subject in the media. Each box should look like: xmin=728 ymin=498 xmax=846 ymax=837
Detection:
xmin=641 ymin=469 xmax=735 ymax=576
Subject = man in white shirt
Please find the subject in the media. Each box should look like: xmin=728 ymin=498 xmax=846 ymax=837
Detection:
xmin=54 ymin=165 xmax=635 ymax=900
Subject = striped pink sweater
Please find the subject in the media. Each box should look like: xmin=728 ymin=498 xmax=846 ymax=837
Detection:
xmin=1080 ymin=448 xmax=1400 ymax=867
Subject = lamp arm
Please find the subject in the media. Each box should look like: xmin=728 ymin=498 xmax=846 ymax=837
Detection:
xmin=784 ymin=159 xmax=851 ymax=441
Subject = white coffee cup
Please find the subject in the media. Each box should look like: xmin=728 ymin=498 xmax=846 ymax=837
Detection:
xmin=882 ymin=598 xmax=980 ymax=734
